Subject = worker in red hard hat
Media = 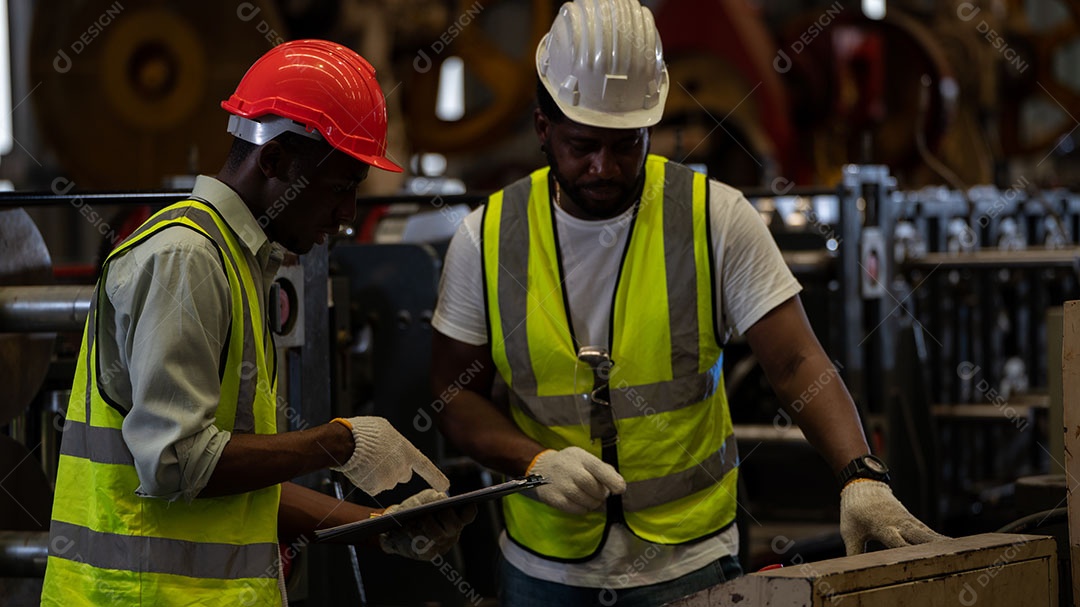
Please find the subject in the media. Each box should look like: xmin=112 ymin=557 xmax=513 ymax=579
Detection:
xmin=42 ymin=40 xmax=474 ymax=607
xmin=220 ymin=38 xmax=402 ymax=254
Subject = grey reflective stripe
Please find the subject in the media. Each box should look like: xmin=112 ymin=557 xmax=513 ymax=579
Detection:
xmin=515 ymin=432 xmax=738 ymax=512
xmin=495 ymin=178 xmax=539 ymax=394
xmin=497 ymin=165 xmax=712 ymax=411
xmin=110 ymin=203 xmax=260 ymax=433
xmin=50 ymin=520 xmax=278 ymax=580
xmin=610 ymin=360 xmax=720 ymax=419
xmin=621 ymin=433 xmax=739 ymax=512
xmin=233 ymin=314 xmax=258 ymax=434
xmin=59 ymin=420 xmax=133 ymax=466
xmin=661 ymin=163 xmax=700 ymax=378
xmin=509 ymin=390 xmax=589 ymax=427
xmin=509 ymin=361 xmax=721 ymax=426
xmin=83 ymin=285 xmax=101 ymax=422
xmin=172 ymin=204 xmax=258 ymax=434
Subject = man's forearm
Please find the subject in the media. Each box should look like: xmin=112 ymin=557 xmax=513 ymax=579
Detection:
xmin=200 ymin=422 xmax=354 ymax=498
xmin=278 ymin=481 xmax=380 ymax=545
xmin=431 ymin=330 xmax=544 ymax=476
xmin=746 ymin=297 xmax=871 ymax=474
xmin=769 ymin=348 xmax=870 ymax=474
xmin=437 ymin=390 xmax=544 ymax=476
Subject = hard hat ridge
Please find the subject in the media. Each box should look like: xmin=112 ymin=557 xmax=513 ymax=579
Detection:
xmin=537 ymin=0 xmax=668 ymax=129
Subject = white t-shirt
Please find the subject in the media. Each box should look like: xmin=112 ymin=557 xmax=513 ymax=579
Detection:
xmin=433 ymin=176 xmax=801 ymax=588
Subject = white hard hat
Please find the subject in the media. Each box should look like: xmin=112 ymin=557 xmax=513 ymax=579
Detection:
xmin=536 ymin=0 xmax=669 ymax=129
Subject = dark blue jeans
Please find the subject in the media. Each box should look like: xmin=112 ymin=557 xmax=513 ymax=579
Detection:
xmin=497 ymin=554 xmax=743 ymax=607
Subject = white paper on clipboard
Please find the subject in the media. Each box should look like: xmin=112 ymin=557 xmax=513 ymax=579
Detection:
xmin=315 ymin=475 xmax=549 ymax=543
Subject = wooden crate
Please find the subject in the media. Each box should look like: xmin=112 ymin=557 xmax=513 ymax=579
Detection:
xmin=668 ymin=533 xmax=1057 ymax=607
xmin=1063 ymin=300 xmax=1080 ymax=607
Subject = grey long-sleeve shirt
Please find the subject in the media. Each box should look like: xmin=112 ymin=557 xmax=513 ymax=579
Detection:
xmin=97 ymin=176 xmax=283 ymax=502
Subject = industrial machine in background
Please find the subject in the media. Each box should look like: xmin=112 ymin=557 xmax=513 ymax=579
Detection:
xmin=1 ymin=0 xmax=1079 ymax=605
xmin=2 ymin=166 xmax=1078 ymax=605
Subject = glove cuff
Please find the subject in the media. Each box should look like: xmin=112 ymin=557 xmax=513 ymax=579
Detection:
xmin=840 ymin=478 xmax=890 ymax=500
xmin=526 ymin=449 xmax=554 ymax=474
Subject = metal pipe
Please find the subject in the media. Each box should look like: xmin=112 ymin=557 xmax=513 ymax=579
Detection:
xmin=0 ymin=190 xmax=189 ymax=209
xmin=0 ymin=285 xmax=93 ymax=332
xmin=0 ymin=531 xmax=49 ymax=578
xmin=0 ymin=190 xmax=492 ymax=210
xmin=903 ymin=248 xmax=1080 ymax=270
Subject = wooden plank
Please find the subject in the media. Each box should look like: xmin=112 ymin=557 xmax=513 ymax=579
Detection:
xmin=1049 ymin=307 xmax=1064 ymax=477
xmin=1063 ymin=300 xmax=1080 ymax=607
xmin=834 ymin=559 xmax=1050 ymax=607
xmin=754 ymin=533 xmax=1051 ymax=594
xmin=666 ymin=534 xmax=1057 ymax=607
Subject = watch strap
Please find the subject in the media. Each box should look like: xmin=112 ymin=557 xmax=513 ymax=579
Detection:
xmin=837 ymin=454 xmax=890 ymax=487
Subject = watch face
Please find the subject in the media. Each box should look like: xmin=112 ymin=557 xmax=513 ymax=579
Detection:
xmin=864 ymin=457 xmax=888 ymax=474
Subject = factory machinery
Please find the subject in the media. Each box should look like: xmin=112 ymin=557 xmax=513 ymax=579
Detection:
xmin=0 ymin=166 xmax=1077 ymax=604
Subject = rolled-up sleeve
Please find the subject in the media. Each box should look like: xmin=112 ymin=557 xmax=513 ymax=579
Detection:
xmin=107 ymin=232 xmax=234 ymax=502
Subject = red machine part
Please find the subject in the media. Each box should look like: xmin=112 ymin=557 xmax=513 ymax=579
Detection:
xmin=654 ymin=0 xmax=796 ymax=178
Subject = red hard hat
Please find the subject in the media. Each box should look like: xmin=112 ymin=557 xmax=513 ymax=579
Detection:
xmin=222 ymin=39 xmax=402 ymax=173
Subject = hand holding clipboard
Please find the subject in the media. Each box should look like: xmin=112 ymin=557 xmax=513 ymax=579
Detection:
xmin=315 ymin=475 xmax=549 ymax=543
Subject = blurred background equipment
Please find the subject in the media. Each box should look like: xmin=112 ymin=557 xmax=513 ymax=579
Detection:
xmin=2 ymin=0 xmax=1080 ymax=605
xmin=28 ymin=0 xmax=288 ymax=188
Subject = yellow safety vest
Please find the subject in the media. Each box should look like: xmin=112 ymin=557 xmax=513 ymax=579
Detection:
xmin=485 ymin=155 xmax=739 ymax=561
xmin=42 ymin=200 xmax=282 ymax=606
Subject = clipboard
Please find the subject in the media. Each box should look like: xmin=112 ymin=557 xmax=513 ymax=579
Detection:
xmin=315 ymin=475 xmax=549 ymax=542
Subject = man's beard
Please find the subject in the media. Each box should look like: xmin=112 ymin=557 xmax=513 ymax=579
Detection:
xmin=544 ymin=147 xmax=645 ymax=220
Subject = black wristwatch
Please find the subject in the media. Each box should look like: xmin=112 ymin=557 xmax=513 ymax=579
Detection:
xmin=837 ymin=454 xmax=890 ymax=487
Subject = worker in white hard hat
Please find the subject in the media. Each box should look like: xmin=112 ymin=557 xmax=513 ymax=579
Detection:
xmin=42 ymin=40 xmax=473 ymax=607
xmin=430 ymin=0 xmax=947 ymax=605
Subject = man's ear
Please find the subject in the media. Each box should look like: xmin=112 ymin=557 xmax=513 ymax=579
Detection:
xmin=255 ymin=140 xmax=290 ymax=180
xmin=534 ymin=107 xmax=551 ymax=149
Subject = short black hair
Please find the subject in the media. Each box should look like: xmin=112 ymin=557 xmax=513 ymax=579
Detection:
xmin=224 ymin=137 xmax=257 ymax=173
xmin=536 ymin=78 xmax=567 ymax=124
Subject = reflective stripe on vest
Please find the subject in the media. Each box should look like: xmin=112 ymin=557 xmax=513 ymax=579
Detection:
xmin=485 ymin=155 xmax=739 ymax=560
xmin=42 ymin=201 xmax=282 ymax=606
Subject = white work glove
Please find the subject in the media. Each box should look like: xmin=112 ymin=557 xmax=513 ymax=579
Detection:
xmin=378 ymin=489 xmax=478 ymax=561
xmin=527 ymin=447 xmax=626 ymax=514
xmin=330 ymin=417 xmax=449 ymax=496
xmin=840 ymin=480 xmax=949 ymax=555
